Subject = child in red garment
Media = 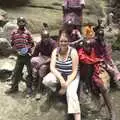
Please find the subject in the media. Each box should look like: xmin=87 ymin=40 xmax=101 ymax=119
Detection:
xmin=78 ymin=41 xmax=115 ymax=120
xmin=78 ymin=41 xmax=104 ymax=88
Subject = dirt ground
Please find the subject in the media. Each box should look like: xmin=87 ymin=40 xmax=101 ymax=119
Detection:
xmin=0 ymin=80 xmax=120 ymax=120
xmin=0 ymin=0 xmax=120 ymax=119
xmin=0 ymin=81 xmax=67 ymax=120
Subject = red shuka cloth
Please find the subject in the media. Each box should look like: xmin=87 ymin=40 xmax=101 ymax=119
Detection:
xmin=78 ymin=48 xmax=104 ymax=87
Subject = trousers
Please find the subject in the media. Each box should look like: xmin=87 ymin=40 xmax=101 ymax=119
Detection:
xmin=43 ymin=72 xmax=80 ymax=114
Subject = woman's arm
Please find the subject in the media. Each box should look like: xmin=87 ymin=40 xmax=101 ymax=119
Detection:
xmin=67 ymin=48 xmax=79 ymax=84
xmin=50 ymin=48 xmax=65 ymax=84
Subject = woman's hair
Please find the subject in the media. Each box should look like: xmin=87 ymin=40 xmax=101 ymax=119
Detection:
xmin=58 ymin=29 xmax=70 ymax=41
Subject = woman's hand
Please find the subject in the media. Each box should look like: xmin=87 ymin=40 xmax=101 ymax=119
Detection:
xmin=59 ymin=81 xmax=68 ymax=95
xmin=60 ymin=79 xmax=66 ymax=88
xmin=64 ymin=81 xmax=69 ymax=88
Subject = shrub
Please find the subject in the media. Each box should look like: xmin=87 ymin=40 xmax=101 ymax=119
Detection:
xmin=85 ymin=0 xmax=104 ymax=17
xmin=0 ymin=0 xmax=29 ymax=7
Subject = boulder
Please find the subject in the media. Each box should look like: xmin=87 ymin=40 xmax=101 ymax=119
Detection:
xmin=3 ymin=20 xmax=18 ymax=42
xmin=0 ymin=27 xmax=5 ymax=38
xmin=0 ymin=38 xmax=13 ymax=56
xmin=0 ymin=9 xmax=8 ymax=27
xmin=0 ymin=9 xmax=7 ymax=16
xmin=0 ymin=57 xmax=16 ymax=79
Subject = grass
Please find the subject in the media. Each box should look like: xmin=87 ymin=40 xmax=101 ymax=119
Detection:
xmin=112 ymin=31 xmax=120 ymax=50
xmin=3 ymin=0 xmax=106 ymax=35
xmin=29 ymin=0 xmax=62 ymax=8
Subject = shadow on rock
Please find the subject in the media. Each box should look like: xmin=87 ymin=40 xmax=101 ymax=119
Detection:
xmin=0 ymin=69 xmax=12 ymax=81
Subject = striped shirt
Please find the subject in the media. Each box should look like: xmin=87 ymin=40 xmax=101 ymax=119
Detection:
xmin=56 ymin=47 xmax=72 ymax=78
xmin=11 ymin=28 xmax=34 ymax=52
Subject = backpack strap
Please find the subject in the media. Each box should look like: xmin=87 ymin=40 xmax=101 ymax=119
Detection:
xmin=56 ymin=47 xmax=60 ymax=60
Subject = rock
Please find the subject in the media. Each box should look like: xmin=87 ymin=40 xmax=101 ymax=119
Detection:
xmin=0 ymin=38 xmax=13 ymax=56
xmin=0 ymin=15 xmax=4 ymax=21
xmin=0 ymin=27 xmax=5 ymax=38
xmin=0 ymin=57 xmax=16 ymax=79
xmin=0 ymin=9 xmax=8 ymax=27
xmin=3 ymin=20 xmax=18 ymax=42
xmin=8 ymin=55 xmax=17 ymax=60
xmin=0 ymin=9 xmax=7 ymax=16
xmin=0 ymin=69 xmax=12 ymax=80
xmin=0 ymin=58 xmax=16 ymax=71
xmin=110 ymin=0 xmax=120 ymax=24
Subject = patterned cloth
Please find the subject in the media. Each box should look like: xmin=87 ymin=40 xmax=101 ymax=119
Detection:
xmin=93 ymin=40 xmax=112 ymax=63
xmin=56 ymin=47 xmax=72 ymax=77
xmin=11 ymin=28 xmax=34 ymax=53
xmin=63 ymin=0 xmax=85 ymax=26
xmin=64 ymin=0 xmax=85 ymax=8
xmin=31 ymin=54 xmax=49 ymax=78
xmin=63 ymin=12 xmax=82 ymax=25
xmin=31 ymin=39 xmax=57 ymax=78
xmin=91 ymin=40 xmax=120 ymax=81
xmin=78 ymin=48 xmax=104 ymax=88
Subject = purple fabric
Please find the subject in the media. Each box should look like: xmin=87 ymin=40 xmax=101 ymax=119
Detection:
xmin=92 ymin=40 xmax=120 ymax=81
xmin=92 ymin=40 xmax=111 ymax=63
xmin=63 ymin=12 xmax=82 ymax=25
xmin=64 ymin=0 xmax=81 ymax=7
xmin=31 ymin=55 xmax=49 ymax=78
xmin=63 ymin=0 xmax=85 ymax=26
xmin=32 ymin=39 xmax=57 ymax=57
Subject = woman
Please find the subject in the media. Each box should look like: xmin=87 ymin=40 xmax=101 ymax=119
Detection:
xmin=43 ymin=31 xmax=81 ymax=120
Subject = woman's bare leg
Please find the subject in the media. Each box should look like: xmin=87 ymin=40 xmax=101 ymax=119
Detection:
xmin=74 ymin=113 xmax=81 ymax=120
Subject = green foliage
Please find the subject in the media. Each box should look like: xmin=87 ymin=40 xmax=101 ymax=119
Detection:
xmin=26 ymin=8 xmax=62 ymax=33
xmin=83 ymin=0 xmax=105 ymax=25
xmin=112 ymin=32 xmax=120 ymax=50
xmin=1 ymin=0 xmax=106 ymax=34
xmin=29 ymin=0 xmax=62 ymax=9
xmin=85 ymin=0 xmax=104 ymax=17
